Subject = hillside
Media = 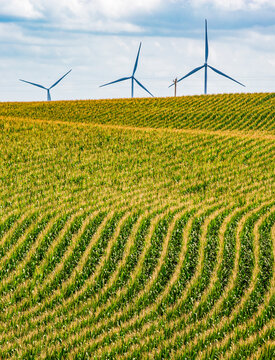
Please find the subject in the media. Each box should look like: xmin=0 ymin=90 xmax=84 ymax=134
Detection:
xmin=0 ymin=93 xmax=274 ymax=359
xmin=0 ymin=92 xmax=274 ymax=132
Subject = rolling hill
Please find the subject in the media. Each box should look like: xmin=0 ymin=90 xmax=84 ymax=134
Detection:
xmin=0 ymin=93 xmax=274 ymax=359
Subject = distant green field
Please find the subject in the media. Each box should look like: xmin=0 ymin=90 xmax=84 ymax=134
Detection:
xmin=1 ymin=92 xmax=274 ymax=132
xmin=0 ymin=93 xmax=274 ymax=359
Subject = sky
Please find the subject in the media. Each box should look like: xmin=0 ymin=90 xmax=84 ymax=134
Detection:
xmin=0 ymin=0 xmax=274 ymax=101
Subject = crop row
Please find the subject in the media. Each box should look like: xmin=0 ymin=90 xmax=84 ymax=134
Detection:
xmin=0 ymin=197 xmax=273 ymax=359
xmin=0 ymin=94 xmax=274 ymax=358
xmin=0 ymin=93 xmax=274 ymax=133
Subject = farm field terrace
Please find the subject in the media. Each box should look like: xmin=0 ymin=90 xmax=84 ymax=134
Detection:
xmin=0 ymin=93 xmax=274 ymax=359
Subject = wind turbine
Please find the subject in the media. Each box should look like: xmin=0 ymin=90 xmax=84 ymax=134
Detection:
xmin=170 ymin=20 xmax=245 ymax=94
xmin=19 ymin=69 xmax=72 ymax=101
xmin=100 ymin=42 xmax=154 ymax=98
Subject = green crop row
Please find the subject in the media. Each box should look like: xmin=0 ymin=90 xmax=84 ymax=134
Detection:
xmin=0 ymin=93 xmax=273 ymax=132
xmin=0 ymin=93 xmax=274 ymax=358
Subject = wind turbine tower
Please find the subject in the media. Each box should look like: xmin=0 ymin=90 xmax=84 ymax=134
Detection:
xmin=170 ymin=20 xmax=245 ymax=94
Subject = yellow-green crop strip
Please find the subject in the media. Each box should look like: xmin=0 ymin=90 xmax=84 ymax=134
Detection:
xmin=0 ymin=93 xmax=274 ymax=359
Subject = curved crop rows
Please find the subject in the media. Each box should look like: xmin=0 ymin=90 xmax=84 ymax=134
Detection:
xmin=0 ymin=94 xmax=274 ymax=358
xmin=0 ymin=93 xmax=274 ymax=133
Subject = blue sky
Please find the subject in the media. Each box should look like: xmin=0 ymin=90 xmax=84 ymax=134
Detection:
xmin=0 ymin=0 xmax=274 ymax=101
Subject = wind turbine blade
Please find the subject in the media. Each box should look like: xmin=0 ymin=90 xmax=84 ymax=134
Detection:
xmin=169 ymin=65 xmax=205 ymax=87
xmin=205 ymin=19 xmax=209 ymax=63
xmin=19 ymin=79 xmax=46 ymax=90
xmin=132 ymin=42 xmax=142 ymax=76
xmin=49 ymin=69 xmax=72 ymax=89
xmin=47 ymin=90 xmax=51 ymax=101
xmin=100 ymin=77 xmax=131 ymax=88
xmin=131 ymin=77 xmax=134 ymax=98
xmin=208 ymin=65 xmax=245 ymax=87
xmin=134 ymin=78 xmax=154 ymax=97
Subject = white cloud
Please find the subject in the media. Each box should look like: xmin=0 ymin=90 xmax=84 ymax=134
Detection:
xmin=0 ymin=27 xmax=274 ymax=102
xmin=1 ymin=0 xmax=274 ymax=23
xmin=191 ymin=0 xmax=275 ymax=11
xmin=0 ymin=0 xmax=274 ymax=101
xmin=0 ymin=0 xmax=163 ymax=20
xmin=0 ymin=0 xmax=164 ymax=33
xmin=0 ymin=0 xmax=41 ymax=19
xmin=0 ymin=0 xmax=274 ymax=34
xmin=90 ymin=0 xmax=163 ymax=18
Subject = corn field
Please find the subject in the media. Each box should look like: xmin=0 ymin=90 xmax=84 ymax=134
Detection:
xmin=0 ymin=93 xmax=274 ymax=359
